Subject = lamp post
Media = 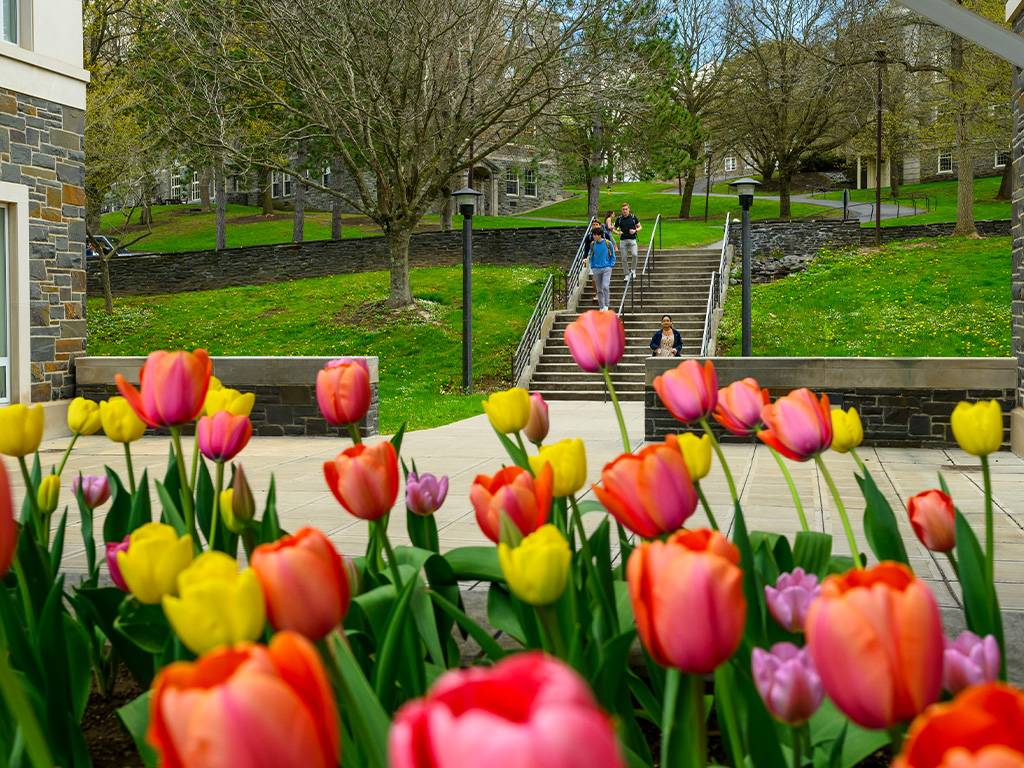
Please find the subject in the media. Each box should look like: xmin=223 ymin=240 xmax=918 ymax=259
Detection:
xmin=875 ymin=46 xmax=886 ymax=247
xmin=729 ymin=177 xmax=761 ymax=357
xmin=453 ymin=186 xmax=483 ymax=392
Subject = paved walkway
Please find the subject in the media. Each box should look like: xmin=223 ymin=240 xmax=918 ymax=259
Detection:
xmin=664 ymin=190 xmax=908 ymax=224
xmin=22 ymin=401 xmax=1024 ymax=610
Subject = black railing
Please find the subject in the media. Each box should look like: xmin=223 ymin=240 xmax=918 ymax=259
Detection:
xmin=616 ymin=214 xmax=661 ymax=314
xmin=700 ymin=212 xmax=731 ymax=357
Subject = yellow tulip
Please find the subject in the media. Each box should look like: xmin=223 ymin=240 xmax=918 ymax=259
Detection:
xmin=36 ymin=474 xmax=60 ymax=515
xmin=203 ymin=387 xmax=255 ymax=417
xmin=219 ymin=468 xmax=255 ymax=535
xmin=483 ymin=388 xmax=531 ymax=434
xmin=99 ymin=397 xmax=147 ymax=443
xmin=528 ymin=438 xmax=587 ymax=497
xmin=162 ymin=551 xmax=266 ymax=655
xmin=498 ymin=524 xmax=571 ymax=606
xmin=0 ymin=404 xmax=44 ymax=458
xmin=117 ymin=522 xmax=194 ymax=605
xmin=66 ymin=397 xmax=101 ymax=436
xmin=951 ymin=400 xmax=1003 ymax=457
xmin=830 ymin=408 xmax=864 ymax=454
xmin=676 ymin=433 xmax=712 ymax=482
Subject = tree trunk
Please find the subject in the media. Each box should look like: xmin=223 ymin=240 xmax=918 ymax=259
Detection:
xmin=85 ymin=195 xmax=102 ymax=235
xmin=889 ymin=157 xmax=901 ymax=198
xmin=439 ymin=175 xmax=454 ymax=232
xmin=385 ymin=226 xmax=414 ymax=307
xmin=331 ymin=155 xmax=344 ymax=239
xmin=199 ymin=167 xmax=212 ymax=213
xmin=140 ymin=200 xmax=152 ymax=227
xmin=778 ymin=166 xmax=792 ymax=218
xmin=588 ymin=113 xmax=604 ymax=218
xmin=997 ymin=147 xmax=1013 ymax=200
xmin=293 ymin=145 xmax=307 ymax=243
xmin=679 ymin=173 xmax=697 ymax=219
xmin=606 ymin=151 xmax=614 ymax=185
xmin=100 ymin=256 xmax=114 ymax=314
xmin=215 ymin=163 xmax=227 ymax=251
xmin=262 ymin=171 xmax=274 ymax=215
xmin=951 ymin=31 xmax=977 ymax=237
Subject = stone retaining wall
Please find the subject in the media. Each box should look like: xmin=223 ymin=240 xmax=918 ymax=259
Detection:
xmin=75 ymin=356 xmax=379 ymax=437
xmin=860 ymin=219 xmax=1011 ymax=244
xmin=87 ymin=225 xmax=581 ymax=296
xmin=645 ymin=357 xmax=1015 ymax=447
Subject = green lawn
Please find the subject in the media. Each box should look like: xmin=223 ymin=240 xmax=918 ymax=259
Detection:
xmin=87 ymin=265 xmax=551 ymax=433
xmin=716 ymin=236 xmax=1010 ymax=357
xmin=816 ymin=177 xmax=1009 ymax=227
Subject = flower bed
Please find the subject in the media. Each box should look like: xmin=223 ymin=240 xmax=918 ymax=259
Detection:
xmin=0 ymin=311 xmax=1021 ymax=767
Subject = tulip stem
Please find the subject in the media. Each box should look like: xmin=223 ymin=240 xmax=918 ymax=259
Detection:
xmin=602 ymin=367 xmax=632 ymax=454
xmin=850 ymin=447 xmax=868 ymax=476
xmin=536 ymin=604 xmax=567 ymax=659
xmin=170 ymin=428 xmax=197 ymax=544
xmin=12 ymin=558 xmax=36 ymax=636
xmin=514 ymin=431 xmax=529 ymax=459
xmin=695 ymin=484 xmax=719 ymax=531
xmin=692 ymin=673 xmax=708 ymax=768
xmin=661 ymin=669 xmax=680 ymax=768
xmin=347 ymin=422 xmax=362 ymax=445
xmin=0 ymin=631 xmax=54 ymax=768
xmin=887 ymin=725 xmax=905 ymax=754
xmin=768 ymin=447 xmax=810 ymax=532
xmin=189 ymin=431 xmax=200 ymax=490
xmin=700 ymin=418 xmax=738 ymax=505
xmin=791 ymin=726 xmax=803 ymax=768
xmin=210 ymin=461 xmax=224 ymax=551
xmin=570 ymin=494 xmax=617 ymax=635
xmin=814 ymin=455 xmax=862 ymax=568
xmin=55 ymin=433 xmax=78 ymax=477
xmin=945 ymin=551 xmax=961 ymax=580
xmin=376 ymin=519 xmax=403 ymax=590
xmin=16 ymin=457 xmax=40 ymax=542
xmin=981 ymin=455 xmax=995 ymax=586
xmin=123 ymin=442 xmax=137 ymax=495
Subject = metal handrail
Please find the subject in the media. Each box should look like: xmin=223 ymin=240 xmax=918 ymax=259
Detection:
xmin=564 ymin=216 xmax=597 ymax=310
xmin=616 ymin=214 xmax=661 ymax=314
xmin=512 ymin=273 xmax=554 ymax=386
xmin=699 ymin=213 xmax=732 ymax=357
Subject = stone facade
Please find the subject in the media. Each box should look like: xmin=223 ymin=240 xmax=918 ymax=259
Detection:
xmin=1 ymin=88 xmax=86 ymax=401
xmin=1012 ymin=8 xmax=1024 ymax=451
xmin=87 ymin=225 xmax=583 ymax=296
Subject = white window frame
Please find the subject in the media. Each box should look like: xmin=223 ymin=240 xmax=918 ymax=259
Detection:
xmin=0 ymin=205 xmax=8 ymax=404
xmin=723 ymin=155 xmax=738 ymax=173
xmin=0 ymin=183 xmax=30 ymax=405
xmin=170 ymin=171 xmax=182 ymax=202
xmin=322 ymin=166 xmax=332 ymax=187
xmin=272 ymin=171 xmax=282 ymax=198
xmin=995 ymin=149 xmax=1011 ymax=169
xmin=283 ymin=174 xmax=294 ymax=197
xmin=523 ymin=168 xmax=537 ymax=198
xmin=1 ymin=0 xmax=19 ymax=45
xmin=938 ymin=150 xmax=953 ymax=174
xmin=505 ymin=168 xmax=519 ymax=196
xmin=190 ymin=171 xmax=200 ymax=202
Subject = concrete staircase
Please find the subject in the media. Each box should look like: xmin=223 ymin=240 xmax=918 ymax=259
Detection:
xmin=529 ymin=248 xmax=721 ymax=401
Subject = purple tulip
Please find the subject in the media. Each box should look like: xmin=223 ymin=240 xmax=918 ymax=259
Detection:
xmin=765 ymin=567 xmax=820 ymax=633
xmin=752 ymin=643 xmax=824 ymax=725
xmin=106 ymin=536 xmax=130 ymax=592
xmin=943 ymin=631 xmax=1000 ymax=695
xmin=405 ymin=472 xmax=449 ymax=516
xmin=72 ymin=474 xmax=111 ymax=510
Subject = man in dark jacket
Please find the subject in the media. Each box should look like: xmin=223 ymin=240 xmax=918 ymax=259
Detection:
xmin=650 ymin=314 xmax=683 ymax=357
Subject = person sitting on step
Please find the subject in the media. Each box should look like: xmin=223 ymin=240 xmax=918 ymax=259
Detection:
xmin=650 ymin=314 xmax=683 ymax=357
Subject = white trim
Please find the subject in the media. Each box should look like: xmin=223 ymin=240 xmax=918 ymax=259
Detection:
xmin=0 ymin=181 xmax=30 ymax=404
xmin=995 ymin=149 xmax=1011 ymax=168
xmin=523 ymin=168 xmax=537 ymax=198
xmin=723 ymin=155 xmax=738 ymax=173
xmin=0 ymin=206 xmax=8 ymax=404
xmin=1008 ymin=0 xmax=1024 ymax=23
xmin=937 ymin=149 xmax=954 ymax=174
xmin=504 ymin=168 xmax=519 ymax=197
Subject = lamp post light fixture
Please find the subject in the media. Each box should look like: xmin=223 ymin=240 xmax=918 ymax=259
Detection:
xmin=729 ymin=177 xmax=761 ymax=357
xmin=453 ymin=186 xmax=483 ymax=392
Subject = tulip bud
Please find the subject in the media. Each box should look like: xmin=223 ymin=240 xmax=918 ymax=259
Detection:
xmin=0 ymin=403 xmax=44 ymax=458
xmin=220 ymin=465 xmax=256 ymax=533
xmin=653 ymin=359 xmax=718 ymax=424
xmin=714 ymin=378 xmax=768 ymax=436
xmin=316 ymin=358 xmax=371 ymax=426
xmin=673 ymin=432 xmax=712 ymax=482
xmin=197 ymin=412 xmax=253 ymax=462
xmin=405 ymin=471 xmax=449 ymax=516
xmin=752 ymin=643 xmax=825 ymax=725
xmin=951 ymin=400 xmax=1003 ymax=457
xmin=758 ymin=389 xmax=833 ymax=461
xmin=99 ymin=397 xmax=146 ymax=444
xmin=498 ymin=524 xmax=571 ymax=607
xmin=524 ymin=392 xmax=550 ymax=445
xmin=563 ymin=310 xmax=625 ymax=373
xmin=528 ymin=438 xmax=587 ymax=498
xmin=483 ymin=388 xmax=531 ymax=434
xmin=343 ymin=556 xmax=362 ymax=598
xmin=67 ymin=397 xmax=102 ymax=436
xmin=73 ymin=474 xmax=110 ymax=510
xmin=106 ymin=536 xmax=130 ymax=591
xmin=830 ymin=408 xmax=864 ymax=454
xmin=764 ymin=568 xmax=820 ymax=634
xmin=37 ymin=473 xmax=60 ymax=515
xmin=943 ymin=631 xmax=1000 ymax=695
xmin=117 ymin=522 xmax=194 ymax=605
xmin=323 ymin=441 xmax=399 ymax=521
xmin=907 ymin=489 xmax=956 ymax=553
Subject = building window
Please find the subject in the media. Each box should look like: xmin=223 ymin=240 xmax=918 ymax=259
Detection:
xmin=723 ymin=155 xmax=737 ymax=173
xmin=283 ymin=174 xmax=294 ymax=197
xmin=938 ymin=150 xmax=953 ymax=174
xmin=190 ymin=172 xmax=201 ymax=202
xmin=272 ymin=172 xmax=282 ymax=198
xmin=322 ymin=166 xmax=332 ymax=187
xmin=170 ymin=172 xmax=183 ymax=202
xmin=1 ymin=0 xmax=18 ymax=44
xmin=505 ymin=168 xmax=519 ymax=196
xmin=523 ymin=168 xmax=537 ymax=197
xmin=995 ymin=149 xmax=1011 ymax=169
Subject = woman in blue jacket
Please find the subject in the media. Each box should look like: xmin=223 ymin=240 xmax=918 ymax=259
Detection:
xmin=650 ymin=314 xmax=683 ymax=357
xmin=589 ymin=228 xmax=616 ymax=312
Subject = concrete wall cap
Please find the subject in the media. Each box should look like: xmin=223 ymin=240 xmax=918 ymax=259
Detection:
xmin=76 ymin=356 xmax=380 ymax=387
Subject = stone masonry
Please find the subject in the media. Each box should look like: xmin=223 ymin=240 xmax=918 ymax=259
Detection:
xmin=1013 ymin=10 xmax=1024 ymax=429
xmin=0 ymin=88 xmax=86 ymax=401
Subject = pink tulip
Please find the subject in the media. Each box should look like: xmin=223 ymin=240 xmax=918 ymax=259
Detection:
xmin=758 ymin=388 xmax=833 ymax=461
xmin=908 ymin=489 xmax=956 ymax=553
xmin=752 ymin=643 xmax=825 ymax=725
xmin=0 ymin=461 xmax=16 ymax=579
xmin=405 ymin=472 xmax=449 ymax=516
xmin=764 ymin=568 xmax=820 ymax=633
xmin=652 ymin=359 xmax=718 ymax=424
xmin=390 ymin=651 xmax=624 ymax=768
xmin=524 ymin=392 xmax=550 ymax=444
xmin=316 ymin=358 xmax=371 ymax=426
xmin=106 ymin=536 xmax=130 ymax=591
xmin=197 ymin=411 xmax=253 ymax=462
xmin=115 ymin=349 xmax=212 ymax=428
xmin=73 ymin=475 xmax=111 ymax=510
xmin=563 ymin=310 xmax=625 ymax=373
xmin=944 ymin=631 xmax=1000 ymax=695
xmin=714 ymin=377 xmax=769 ymax=436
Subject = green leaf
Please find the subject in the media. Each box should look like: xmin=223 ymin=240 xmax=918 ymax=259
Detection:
xmin=573 ymin=499 xmax=607 ymax=516
xmin=75 ymin=482 xmax=97 ymax=581
xmin=486 ymin=583 xmax=526 ymax=645
xmin=444 ymin=546 xmax=502 ymax=582
xmin=793 ymin=531 xmax=833 ymax=577
xmin=593 ymin=630 xmax=636 ymax=709
xmin=260 ymin=476 xmax=281 ymax=543
xmin=406 ymin=509 xmax=439 ymax=553
xmin=809 ymin=700 xmax=887 ymax=768
xmin=371 ymin=576 xmax=418 ymax=706
xmin=955 ymin=510 xmax=1005 ymax=669
xmin=327 ymin=633 xmax=388 ymax=768
xmin=427 ymin=590 xmax=507 ymax=661
xmin=128 ymin=470 xmax=152 ymax=532
xmin=154 ymin=481 xmax=187 ymax=536
xmin=732 ymin=502 xmax=766 ymax=645
xmin=102 ymin=467 xmax=132 ymax=543
xmin=714 ymin=664 xmax=745 ymax=766
xmin=409 ymin=577 xmax=445 ymax=668
xmin=62 ymin=614 xmax=92 ymax=720
xmin=117 ymin=692 xmax=158 ymax=768
xmin=73 ymin=586 xmax=154 ymax=687
xmin=390 ymin=422 xmax=407 ymax=457
xmin=828 ymin=723 xmax=848 ymax=768
xmin=47 ymin=510 xmax=68 ymax=576
xmin=492 ymin=425 xmax=531 ymax=470
xmin=114 ymin=599 xmax=170 ymax=655
xmin=856 ymin=470 xmax=910 ymax=566
xmin=734 ymin=661 xmax=787 ymax=768
xmin=195 ymin=460 xmax=215 ymax=543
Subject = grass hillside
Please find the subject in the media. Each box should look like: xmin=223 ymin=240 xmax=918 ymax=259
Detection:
xmin=87 ymin=265 xmax=551 ymax=433
xmin=716 ymin=236 xmax=1010 ymax=357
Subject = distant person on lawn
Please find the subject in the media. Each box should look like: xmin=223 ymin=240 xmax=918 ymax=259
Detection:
xmin=613 ymin=203 xmax=641 ymax=273
xmin=650 ymin=314 xmax=682 ymax=357
xmin=589 ymin=228 xmax=616 ymax=312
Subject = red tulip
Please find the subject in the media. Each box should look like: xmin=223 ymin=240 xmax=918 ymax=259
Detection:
xmin=628 ymin=529 xmax=746 ymax=673
xmin=894 ymin=683 xmax=1024 ymax=768
xmin=148 ymin=631 xmax=340 ymax=768
xmin=323 ymin=441 xmax=399 ymax=521
xmin=758 ymin=388 xmax=832 ymax=461
xmin=116 ymin=349 xmax=213 ymax=428
xmin=524 ymin=392 xmax=550 ymax=445
xmin=806 ymin=562 xmax=943 ymax=730
xmin=106 ymin=536 xmax=130 ymax=592
xmin=653 ymin=359 xmax=718 ymax=423
xmin=390 ymin=651 xmax=624 ymax=768
xmin=251 ymin=527 xmax=350 ymax=641
xmin=0 ymin=460 xmax=16 ymax=578
xmin=714 ymin=377 xmax=769 ymax=436
xmin=469 ymin=464 xmax=553 ymax=543
xmin=592 ymin=441 xmax=696 ymax=538
xmin=563 ymin=310 xmax=625 ymax=373
xmin=907 ymin=490 xmax=956 ymax=553
xmin=197 ymin=412 xmax=253 ymax=462
xmin=316 ymin=358 xmax=371 ymax=426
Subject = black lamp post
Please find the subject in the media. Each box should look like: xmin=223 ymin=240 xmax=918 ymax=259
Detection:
xmin=453 ymin=186 xmax=483 ymax=392
xmin=729 ymin=177 xmax=761 ymax=357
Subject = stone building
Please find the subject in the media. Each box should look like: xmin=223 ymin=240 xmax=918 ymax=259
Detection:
xmin=0 ymin=0 xmax=89 ymax=409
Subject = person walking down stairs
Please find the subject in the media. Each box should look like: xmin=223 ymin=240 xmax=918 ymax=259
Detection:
xmin=589 ymin=227 xmax=617 ymax=312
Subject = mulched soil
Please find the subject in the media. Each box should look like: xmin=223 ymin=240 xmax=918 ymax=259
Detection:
xmin=81 ymin=669 xmax=144 ymax=768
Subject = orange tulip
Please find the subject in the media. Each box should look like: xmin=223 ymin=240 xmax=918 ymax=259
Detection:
xmin=714 ymin=377 xmax=770 ymax=436
xmin=148 ymin=631 xmax=339 ymax=768
xmin=0 ymin=460 xmax=16 ymax=578
xmin=251 ymin=527 xmax=350 ymax=641
xmin=116 ymin=349 xmax=213 ymax=428
xmin=316 ymin=358 xmax=371 ymax=426
xmin=907 ymin=490 xmax=956 ymax=553
xmin=894 ymin=683 xmax=1024 ymax=768
xmin=323 ymin=441 xmax=399 ymax=521
xmin=758 ymin=388 xmax=833 ymax=461
xmin=563 ymin=310 xmax=625 ymax=372
xmin=627 ymin=529 xmax=745 ymax=673
xmin=652 ymin=359 xmax=718 ymax=424
xmin=593 ymin=440 xmax=696 ymax=538
xmin=806 ymin=562 xmax=943 ymax=730
xmin=469 ymin=464 xmax=553 ymax=544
